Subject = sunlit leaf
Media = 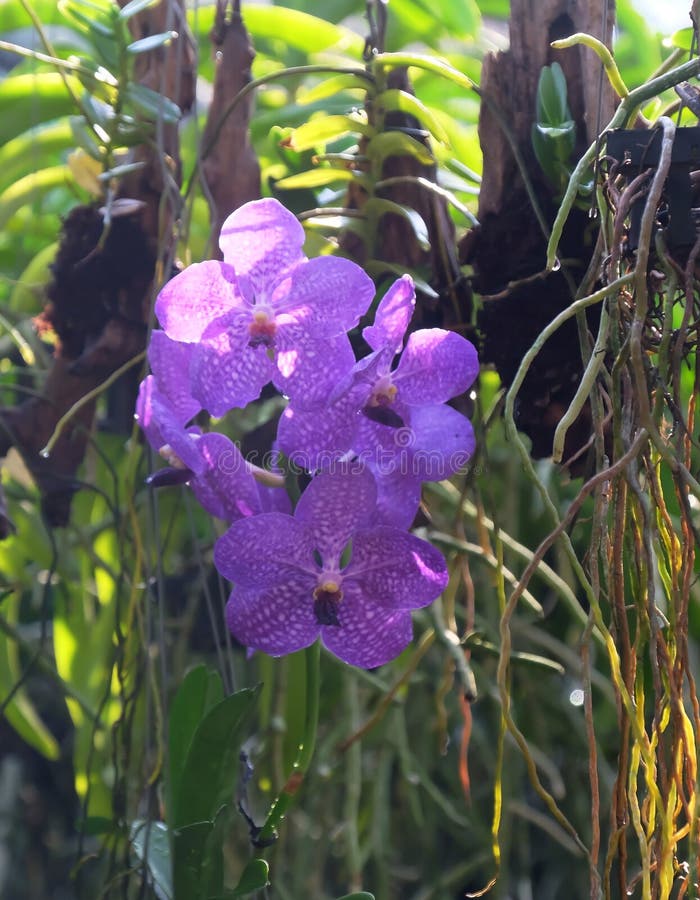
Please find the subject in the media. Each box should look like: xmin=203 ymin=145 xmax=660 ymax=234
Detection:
xmin=286 ymin=114 xmax=371 ymax=152
xmin=127 ymin=30 xmax=178 ymax=55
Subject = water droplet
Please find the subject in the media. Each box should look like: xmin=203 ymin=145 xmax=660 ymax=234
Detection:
xmin=39 ymin=448 xmax=50 ymax=459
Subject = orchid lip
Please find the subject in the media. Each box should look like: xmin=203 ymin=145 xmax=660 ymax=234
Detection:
xmin=313 ymin=578 xmax=343 ymax=627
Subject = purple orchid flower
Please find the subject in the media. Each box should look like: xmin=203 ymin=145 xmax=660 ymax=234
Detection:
xmin=215 ymin=466 xmax=448 ymax=668
xmin=153 ymin=198 xmax=375 ymax=416
xmin=135 ymin=372 xmax=287 ymax=522
xmin=278 ymin=275 xmax=479 ymax=495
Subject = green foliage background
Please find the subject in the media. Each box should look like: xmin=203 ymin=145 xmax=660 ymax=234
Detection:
xmin=0 ymin=2 xmax=698 ymax=899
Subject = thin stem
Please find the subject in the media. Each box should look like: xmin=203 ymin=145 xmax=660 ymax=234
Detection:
xmin=255 ymin=641 xmax=321 ymax=847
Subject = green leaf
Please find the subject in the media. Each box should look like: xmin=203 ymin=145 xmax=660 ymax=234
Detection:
xmin=286 ymin=114 xmax=371 ymax=152
xmin=98 ymin=161 xmax=146 ymax=180
xmin=373 ymin=51 xmax=476 ymax=93
xmin=536 ymin=63 xmax=571 ymax=125
xmin=127 ymin=30 xmax=178 ymax=54
xmin=168 ymin=666 xmax=223 ymax=808
xmin=130 ymin=820 xmax=173 ymax=900
xmin=208 ymin=859 xmax=270 ymax=898
xmin=0 ymin=120 xmax=74 ymax=194
xmin=58 ymin=0 xmax=113 ymax=37
xmin=0 ymin=165 xmax=71 ymax=231
xmin=0 ymin=594 xmax=60 ymax=759
xmin=173 ymin=820 xmax=214 ymax=900
xmin=274 ymin=167 xmax=358 ymax=190
xmin=69 ymin=116 xmax=103 ymax=158
xmin=376 ymin=89 xmax=450 ymax=145
xmin=125 ymin=83 xmax=181 ymax=123
xmin=8 ymin=241 xmax=58 ymax=314
xmin=173 ymin=686 xmax=260 ymax=828
xmin=364 ymin=259 xmax=438 ymax=299
xmin=297 ymin=74 xmax=374 ymax=105
xmin=365 ymin=197 xmax=430 ymax=250
xmin=119 ymin=0 xmax=162 ymax=20
xmin=335 ymin=894 xmax=376 ymax=899
xmin=0 ymin=72 xmax=80 ymax=146
xmin=365 ymin=130 xmax=435 ymax=168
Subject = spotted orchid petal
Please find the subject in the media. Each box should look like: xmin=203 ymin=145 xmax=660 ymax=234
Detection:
xmin=362 ymin=275 xmax=415 ymax=355
xmin=155 ymin=261 xmax=246 ymax=342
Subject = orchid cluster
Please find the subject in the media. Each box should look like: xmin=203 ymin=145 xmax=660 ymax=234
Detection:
xmin=136 ymin=198 xmax=478 ymax=668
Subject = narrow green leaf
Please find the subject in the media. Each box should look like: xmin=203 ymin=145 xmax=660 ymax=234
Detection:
xmin=174 ymin=820 xmax=214 ymax=900
xmin=286 ymin=115 xmax=371 ymax=152
xmin=58 ymin=0 xmax=113 ymax=37
xmin=364 ymin=259 xmax=438 ymax=298
xmin=274 ymin=167 xmax=358 ymax=189
xmin=70 ymin=116 xmax=103 ymax=159
xmin=373 ymin=51 xmax=475 ymax=93
xmin=119 ymin=0 xmax=162 ymax=20
xmin=127 ymin=31 xmax=178 ymax=55
xmin=125 ymin=83 xmax=181 ymax=123
xmin=297 ymin=74 xmax=373 ymax=105
xmin=376 ymin=89 xmax=449 ymax=145
xmin=98 ymin=161 xmax=146 ymax=180
xmin=365 ymin=197 xmax=430 ymax=250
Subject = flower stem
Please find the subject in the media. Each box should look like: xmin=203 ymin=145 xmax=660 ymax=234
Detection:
xmin=255 ymin=641 xmax=321 ymax=848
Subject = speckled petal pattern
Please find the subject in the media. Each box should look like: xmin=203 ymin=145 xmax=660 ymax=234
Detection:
xmin=190 ymin=433 xmax=262 ymax=522
xmin=226 ymin=582 xmax=320 ymax=657
xmin=214 ymin=512 xmax=317 ymax=587
xmin=394 ymin=329 xmax=478 ymax=405
xmin=191 ymin=328 xmax=275 ymax=416
xmin=320 ymin=583 xmax=413 ymax=668
xmin=346 ymin=527 xmax=448 ymax=609
xmin=147 ymin=331 xmax=200 ymax=422
xmin=218 ymin=198 xmax=306 ymax=296
xmin=295 ymin=467 xmax=376 ymax=561
xmin=155 ymin=261 xmax=245 ymax=342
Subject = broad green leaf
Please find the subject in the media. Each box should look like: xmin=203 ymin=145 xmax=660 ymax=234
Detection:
xmin=286 ymin=115 xmax=371 ymax=152
xmin=174 ymin=820 xmax=213 ymax=900
xmin=0 ymin=120 xmax=73 ymax=194
xmin=0 ymin=593 xmax=60 ymax=759
xmin=208 ymin=858 xmax=270 ymax=898
xmin=365 ymin=196 xmax=430 ymax=250
xmin=0 ymin=165 xmax=71 ymax=231
xmin=8 ymin=241 xmax=58 ymax=314
xmin=127 ymin=30 xmax=178 ymax=55
xmin=173 ymin=686 xmax=260 ymax=828
xmin=0 ymin=72 xmax=80 ymax=146
xmin=168 ymin=666 xmax=223 ymax=808
xmin=376 ymin=89 xmax=450 ymax=145
xmin=366 ymin=130 xmax=435 ymax=169
xmin=274 ymin=167 xmax=358 ymax=189
xmin=131 ymin=820 xmax=173 ymax=900
xmin=188 ymin=5 xmax=364 ymax=58
xmin=536 ymin=63 xmax=570 ymax=125
xmin=669 ymin=27 xmax=693 ymax=50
